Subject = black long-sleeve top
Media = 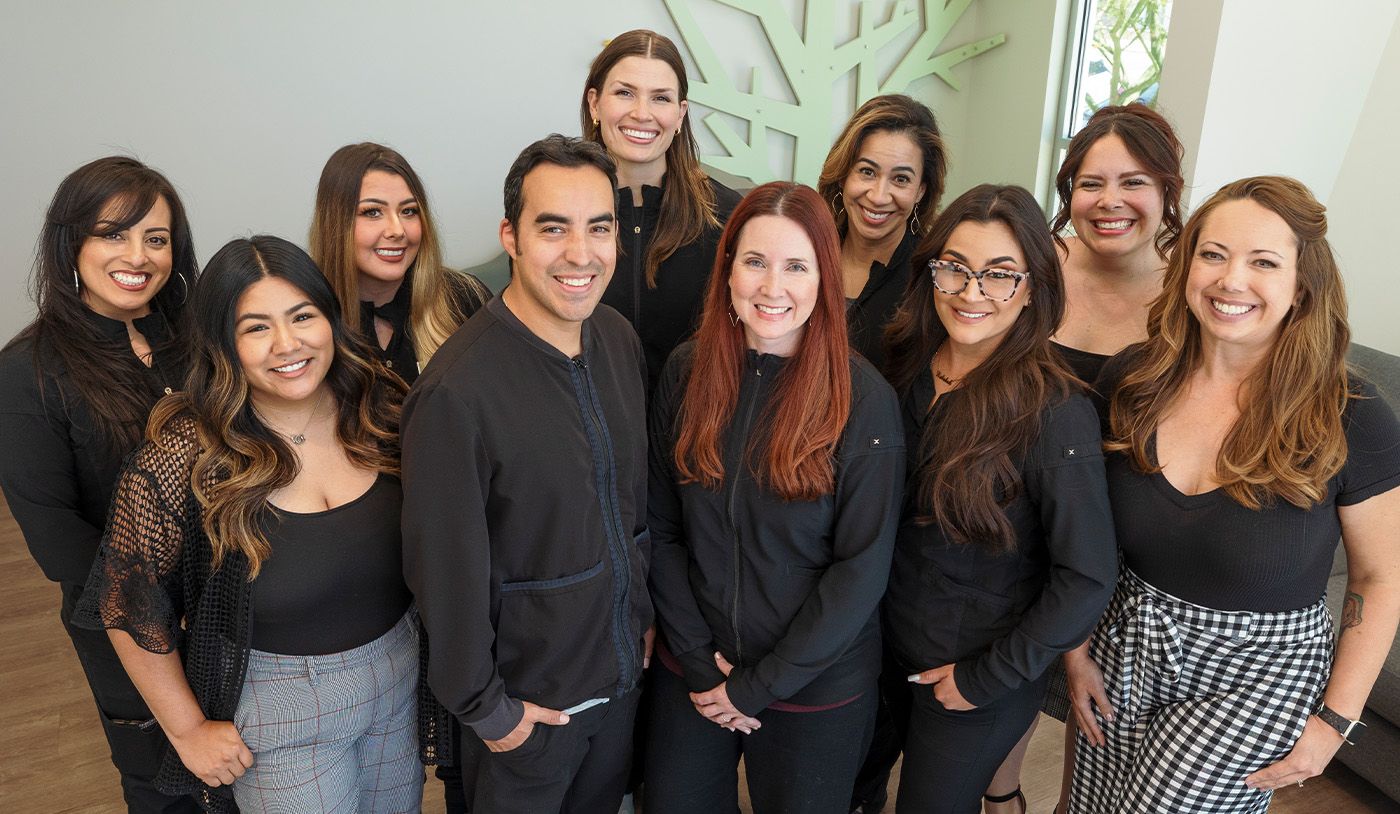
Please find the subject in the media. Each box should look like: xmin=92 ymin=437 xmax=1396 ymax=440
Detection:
xmin=648 ymin=343 xmax=905 ymax=715
xmin=1094 ymin=351 xmax=1400 ymax=612
xmin=846 ymin=229 xmax=918 ymax=372
xmin=882 ymin=364 xmax=1118 ymax=707
xmin=0 ymin=309 xmax=181 ymax=589
xmin=402 ymin=296 xmax=652 ymax=741
xmin=357 ymin=268 xmax=490 ymax=386
xmin=603 ymin=177 xmax=743 ymax=394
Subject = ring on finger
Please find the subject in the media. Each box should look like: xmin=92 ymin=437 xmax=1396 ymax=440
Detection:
xmin=1297 ymin=779 xmax=1304 ymax=788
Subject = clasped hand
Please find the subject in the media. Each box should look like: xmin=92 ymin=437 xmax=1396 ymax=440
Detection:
xmin=168 ymin=719 xmax=254 ymax=787
xmin=690 ymin=652 xmax=762 ymax=734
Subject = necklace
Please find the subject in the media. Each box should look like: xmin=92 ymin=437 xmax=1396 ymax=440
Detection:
xmin=932 ymin=343 xmax=961 ymax=387
xmin=256 ymin=387 xmax=327 ymax=445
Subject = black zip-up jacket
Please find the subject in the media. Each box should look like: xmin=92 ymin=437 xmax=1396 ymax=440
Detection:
xmin=402 ymin=296 xmax=652 ymax=741
xmin=847 ymin=229 xmax=918 ymax=372
xmin=882 ymin=363 xmax=1118 ymax=707
xmin=602 ymin=177 xmax=743 ymax=394
xmin=0 ymin=309 xmax=181 ymax=590
xmin=648 ymin=342 xmax=905 ymax=715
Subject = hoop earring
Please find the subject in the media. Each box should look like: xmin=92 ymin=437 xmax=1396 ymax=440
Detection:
xmin=592 ymin=119 xmax=599 ymax=128
xmin=909 ymin=210 xmax=923 ymax=235
xmin=831 ymin=192 xmax=846 ymax=220
xmin=72 ymin=269 xmax=80 ymax=294
xmin=728 ymin=304 xmax=739 ymax=327
xmin=171 ymin=271 xmax=189 ymax=306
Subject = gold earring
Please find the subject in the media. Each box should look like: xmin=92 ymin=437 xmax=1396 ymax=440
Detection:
xmin=592 ymin=119 xmax=599 ymax=127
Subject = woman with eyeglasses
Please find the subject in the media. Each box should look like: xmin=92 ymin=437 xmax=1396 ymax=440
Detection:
xmin=879 ymin=184 xmax=1116 ymax=814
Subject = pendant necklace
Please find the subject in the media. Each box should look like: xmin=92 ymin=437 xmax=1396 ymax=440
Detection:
xmin=933 ymin=343 xmax=961 ymax=387
xmin=257 ymin=387 xmax=327 ymax=445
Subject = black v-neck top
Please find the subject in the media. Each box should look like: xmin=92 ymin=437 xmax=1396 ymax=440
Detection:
xmin=1095 ymin=351 xmax=1400 ymax=611
xmin=846 ymin=229 xmax=918 ymax=374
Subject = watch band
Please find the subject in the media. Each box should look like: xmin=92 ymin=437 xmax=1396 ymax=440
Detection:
xmin=1317 ymin=704 xmax=1367 ymax=744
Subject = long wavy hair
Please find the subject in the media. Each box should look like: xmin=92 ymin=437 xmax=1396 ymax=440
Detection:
xmin=309 ymin=142 xmax=482 ymax=369
xmin=1051 ymin=103 xmax=1184 ymax=259
xmin=884 ymin=185 xmax=1076 ymax=551
xmin=5 ymin=156 xmax=198 ymax=459
xmin=582 ymin=29 xmax=719 ymax=288
xmin=671 ymin=182 xmax=850 ymax=501
xmin=817 ymin=94 xmax=948 ymax=239
xmin=148 ymin=236 xmax=405 ymax=577
xmin=1107 ymin=176 xmax=1351 ymax=510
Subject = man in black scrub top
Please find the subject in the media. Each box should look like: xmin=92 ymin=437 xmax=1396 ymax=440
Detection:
xmin=402 ymin=134 xmax=652 ymax=814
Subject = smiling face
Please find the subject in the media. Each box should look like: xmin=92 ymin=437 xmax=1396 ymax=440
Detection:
xmin=933 ymin=220 xmax=1033 ymax=360
xmin=587 ymin=56 xmax=687 ymax=185
xmin=1185 ymin=198 xmax=1300 ymax=358
xmin=235 ymin=276 xmax=335 ymax=413
xmin=353 ymin=170 xmax=422 ymax=302
xmin=841 ymin=130 xmax=926 ymax=248
xmin=1069 ymin=133 xmax=1165 ymax=262
xmin=76 ymin=195 xmax=174 ymax=322
xmin=499 ymin=163 xmax=617 ymax=354
xmin=728 ymin=215 xmax=821 ymax=357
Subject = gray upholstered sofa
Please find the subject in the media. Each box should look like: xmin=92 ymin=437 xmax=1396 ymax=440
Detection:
xmin=1326 ymin=343 xmax=1400 ymax=800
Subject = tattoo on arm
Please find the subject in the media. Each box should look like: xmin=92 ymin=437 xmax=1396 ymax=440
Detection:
xmin=1341 ymin=591 xmax=1364 ymax=631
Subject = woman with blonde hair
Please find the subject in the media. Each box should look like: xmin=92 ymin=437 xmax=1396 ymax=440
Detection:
xmin=75 ymin=236 xmax=442 ymax=813
xmin=1067 ymin=177 xmax=1400 ymax=813
xmin=582 ymin=28 xmax=742 ymax=393
xmin=817 ymin=93 xmax=947 ymax=371
xmin=310 ymin=142 xmax=488 ymax=385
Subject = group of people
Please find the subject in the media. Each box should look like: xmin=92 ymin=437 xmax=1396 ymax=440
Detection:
xmin=2 ymin=27 xmax=1397 ymax=814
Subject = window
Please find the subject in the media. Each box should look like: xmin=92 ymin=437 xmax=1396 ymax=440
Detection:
xmin=1044 ymin=0 xmax=1175 ymax=213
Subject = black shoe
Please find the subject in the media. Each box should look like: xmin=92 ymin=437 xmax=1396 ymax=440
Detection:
xmin=983 ymin=786 xmax=1026 ymax=814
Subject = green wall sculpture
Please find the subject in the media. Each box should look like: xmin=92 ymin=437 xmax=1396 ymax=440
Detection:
xmin=666 ymin=0 xmax=1005 ymax=185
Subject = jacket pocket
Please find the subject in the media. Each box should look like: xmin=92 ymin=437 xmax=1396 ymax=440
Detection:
xmin=496 ymin=561 xmax=616 ymax=706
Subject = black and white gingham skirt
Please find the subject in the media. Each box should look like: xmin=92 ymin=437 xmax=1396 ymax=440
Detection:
xmin=1068 ymin=567 xmax=1333 ymax=814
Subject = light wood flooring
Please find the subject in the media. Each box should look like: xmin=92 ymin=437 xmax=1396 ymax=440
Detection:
xmin=2 ymin=494 xmax=1395 ymax=813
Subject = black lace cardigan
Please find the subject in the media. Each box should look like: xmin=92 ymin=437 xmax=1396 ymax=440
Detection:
xmin=73 ymin=411 xmax=448 ymax=812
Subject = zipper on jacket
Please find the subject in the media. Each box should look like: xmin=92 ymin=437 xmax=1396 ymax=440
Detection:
xmin=725 ymin=363 xmax=765 ymax=665
xmin=631 ymin=208 xmax=644 ymax=329
xmin=571 ymin=358 xmax=637 ymax=692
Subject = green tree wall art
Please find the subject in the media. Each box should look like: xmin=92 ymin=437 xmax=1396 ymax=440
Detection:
xmin=665 ymin=0 xmax=1005 ymax=184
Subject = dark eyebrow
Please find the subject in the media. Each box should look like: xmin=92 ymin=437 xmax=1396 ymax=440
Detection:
xmin=613 ymin=79 xmax=676 ymax=95
xmin=235 ymin=301 xmax=314 ymax=325
xmin=359 ymin=197 xmax=415 ymax=207
xmin=985 ymin=256 xmax=1016 ymax=266
xmin=143 ymin=226 xmax=171 ymax=234
xmin=856 ymin=156 xmax=916 ymax=174
xmin=588 ymin=213 xmax=615 ymax=225
xmin=943 ymin=249 xmax=969 ymax=264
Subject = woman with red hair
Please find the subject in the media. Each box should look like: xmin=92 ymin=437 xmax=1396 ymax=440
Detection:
xmin=644 ymin=182 xmax=904 ymax=813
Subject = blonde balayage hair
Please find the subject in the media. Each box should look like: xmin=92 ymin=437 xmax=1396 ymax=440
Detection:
xmin=309 ymin=142 xmax=477 ymax=369
xmin=1108 ymin=176 xmax=1352 ymax=510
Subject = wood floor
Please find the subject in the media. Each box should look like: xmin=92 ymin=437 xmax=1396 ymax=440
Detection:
xmin=2 ymin=493 xmax=1395 ymax=813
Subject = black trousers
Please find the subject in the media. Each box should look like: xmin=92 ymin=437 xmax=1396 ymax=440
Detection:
xmin=459 ymin=685 xmax=640 ymax=814
xmin=644 ymin=664 xmax=877 ymax=814
xmin=850 ymin=642 xmax=911 ymax=811
xmin=894 ymin=669 xmax=1048 ymax=814
xmin=61 ymin=585 xmax=203 ymax=814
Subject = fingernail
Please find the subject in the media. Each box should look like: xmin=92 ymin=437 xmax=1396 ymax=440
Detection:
xmin=559 ymin=714 xmax=570 ymax=724
xmin=644 ymin=658 xmax=651 ymax=668
xmin=907 ymin=674 xmax=921 ymax=682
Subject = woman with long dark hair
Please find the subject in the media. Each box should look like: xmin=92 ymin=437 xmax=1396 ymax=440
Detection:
xmin=988 ymin=102 xmax=1187 ymax=814
xmin=645 ymin=182 xmax=904 ymax=813
xmin=1067 ymin=178 xmax=1400 ymax=813
xmin=310 ymin=141 xmax=488 ymax=385
xmin=582 ymin=29 xmax=743 ymax=393
xmin=880 ymin=185 xmax=1116 ymax=814
xmin=1050 ymin=102 xmax=1185 ymax=383
xmin=74 ymin=236 xmax=441 ymax=813
xmin=818 ymin=93 xmax=947 ymax=371
xmin=0 ymin=156 xmax=199 ymax=813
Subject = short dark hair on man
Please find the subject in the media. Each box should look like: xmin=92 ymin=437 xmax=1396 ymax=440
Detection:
xmin=503 ymin=134 xmax=618 ymax=232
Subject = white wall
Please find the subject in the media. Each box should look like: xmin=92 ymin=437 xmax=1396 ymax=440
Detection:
xmin=1158 ymin=0 xmax=1400 ymax=351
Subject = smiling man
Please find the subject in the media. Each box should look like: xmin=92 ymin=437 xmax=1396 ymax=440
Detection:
xmin=401 ymin=134 xmax=651 ymax=813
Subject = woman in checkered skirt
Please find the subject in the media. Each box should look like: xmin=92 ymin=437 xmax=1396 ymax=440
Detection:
xmin=76 ymin=236 xmax=441 ymax=813
xmin=1065 ymin=177 xmax=1400 ymax=813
